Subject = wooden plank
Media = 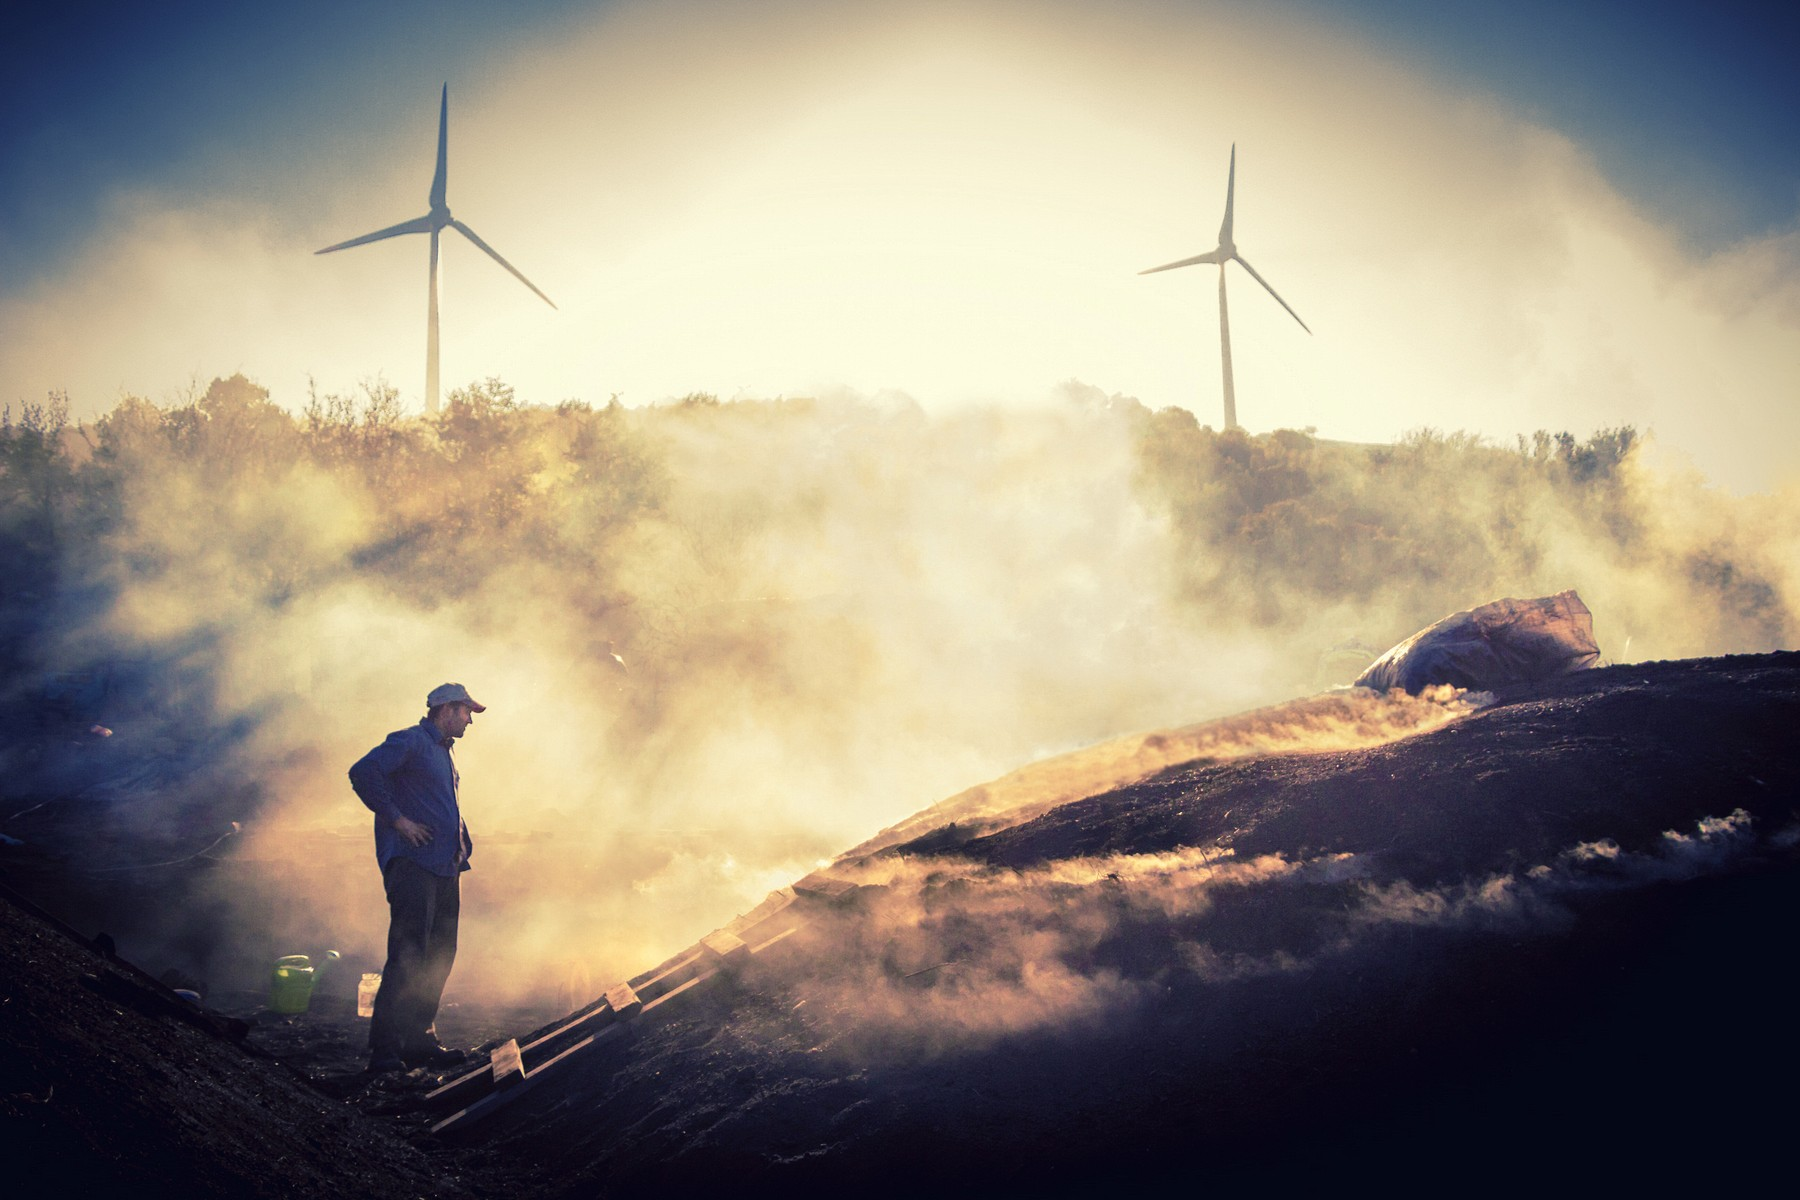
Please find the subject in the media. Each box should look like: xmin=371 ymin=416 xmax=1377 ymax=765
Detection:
xmin=700 ymin=930 xmax=749 ymax=963
xmin=426 ymin=1065 xmax=491 ymax=1109
xmin=432 ymin=966 xmax=741 ymax=1138
xmin=490 ymin=1038 xmax=525 ymax=1089
xmin=520 ymin=1005 xmax=612 ymax=1057
xmin=513 ymin=994 xmax=610 ymax=1049
xmin=431 ymin=877 xmax=839 ymax=1138
xmin=793 ymin=872 xmax=860 ymax=903
xmin=628 ymin=949 xmax=707 ymax=997
xmin=640 ymin=972 xmax=708 ymax=1013
xmin=604 ymin=983 xmax=642 ymax=1019
xmin=442 ymin=976 xmax=709 ymax=1138
xmin=525 ymin=1030 xmax=603 ymax=1077
xmin=503 ymin=945 xmax=701 ymax=1064
xmin=430 ymin=1028 xmax=612 ymax=1139
xmin=626 ymin=947 xmax=706 ymax=993
xmin=430 ymin=1066 xmax=545 ymax=1138
xmin=431 ymin=1092 xmax=507 ymax=1137
xmin=721 ymin=888 xmax=797 ymax=937
xmin=747 ymin=925 xmax=799 ymax=955
xmin=426 ymin=1058 xmax=491 ymax=1105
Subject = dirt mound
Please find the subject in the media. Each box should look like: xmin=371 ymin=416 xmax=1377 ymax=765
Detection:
xmin=4 ymin=653 xmax=1797 ymax=1196
xmin=0 ymin=883 xmax=475 ymax=1198
xmin=453 ymin=654 xmax=1800 ymax=1194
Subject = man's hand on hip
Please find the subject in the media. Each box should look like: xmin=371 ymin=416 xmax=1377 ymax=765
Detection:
xmin=393 ymin=815 xmax=433 ymax=847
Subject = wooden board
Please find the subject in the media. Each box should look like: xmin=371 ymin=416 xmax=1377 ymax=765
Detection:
xmin=604 ymin=983 xmax=642 ymax=1019
xmin=426 ymin=1063 xmax=491 ymax=1108
xmin=793 ymin=872 xmax=861 ymax=903
xmin=429 ymin=872 xmax=863 ymax=1137
xmin=430 ymin=1027 xmax=615 ymax=1138
xmin=700 ymin=930 xmax=749 ymax=963
xmin=491 ymin=1038 xmax=525 ymax=1089
xmin=747 ymin=925 xmax=800 ymax=955
xmin=629 ymin=949 xmax=707 ymax=1000
xmin=641 ymin=974 xmax=707 ymax=1013
xmin=722 ymin=888 xmax=798 ymax=937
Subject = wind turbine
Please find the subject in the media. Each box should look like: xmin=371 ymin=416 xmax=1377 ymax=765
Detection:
xmin=316 ymin=85 xmax=556 ymax=414
xmin=1141 ymin=145 xmax=1309 ymax=430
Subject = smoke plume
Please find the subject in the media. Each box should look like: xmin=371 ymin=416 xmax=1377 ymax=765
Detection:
xmin=2 ymin=373 xmax=1794 ymax=1011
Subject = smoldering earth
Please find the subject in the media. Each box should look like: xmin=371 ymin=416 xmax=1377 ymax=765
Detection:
xmin=0 ymin=374 xmax=1795 ymax=1014
xmin=437 ymin=651 xmax=1799 ymax=1196
xmin=4 ymin=652 xmax=1795 ymax=1198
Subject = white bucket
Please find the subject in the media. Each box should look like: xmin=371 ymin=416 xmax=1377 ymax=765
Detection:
xmin=357 ymin=972 xmax=381 ymax=1018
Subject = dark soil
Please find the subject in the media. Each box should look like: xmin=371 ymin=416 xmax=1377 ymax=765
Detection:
xmin=0 ymin=883 xmax=476 ymax=1198
xmin=4 ymin=653 xmax=1798 ymax=1197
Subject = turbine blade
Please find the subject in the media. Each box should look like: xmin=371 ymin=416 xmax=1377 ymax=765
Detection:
xmin=1139 ymin=249 xmax=1225 ymax=275
xmin=450 ymin=220 xmax=557 ymax=309
xmin=430 ymin=84 xmax=448 ymax=211
xmin=1232 ymin=254 xmax=1311 ymax=334
xmin=1218 ymin=143 xmax=1236 ymax=246
xmin=315 ymin=214 xmax=435 ymax=255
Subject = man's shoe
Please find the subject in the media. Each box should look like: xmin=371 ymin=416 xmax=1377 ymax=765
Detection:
xmin=367 ymin=1053 xmax=407 ymax=1074
xmin=402 ymin=1043 xmax=468 ymax=1069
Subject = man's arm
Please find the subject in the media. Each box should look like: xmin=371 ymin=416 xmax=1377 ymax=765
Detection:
xmin=349 ymin=729 xmax=434 ymax=847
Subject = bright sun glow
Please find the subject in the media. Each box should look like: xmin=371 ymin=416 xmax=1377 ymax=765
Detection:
xmin=2 ymin=0 xmax=1796 ymax=492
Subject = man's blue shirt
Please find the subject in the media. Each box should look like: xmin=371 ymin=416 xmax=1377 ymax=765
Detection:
xmin=348 ymin=718 xmax=473 ymax=877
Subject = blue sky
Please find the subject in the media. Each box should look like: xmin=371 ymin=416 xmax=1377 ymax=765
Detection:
xmin=1302 ymin=0 xmax=1799 ymax=244
xmin=0 ymin=0 xmax=586 ymax=285
xmin=5 ymin=0 xmax=1793 ymax=288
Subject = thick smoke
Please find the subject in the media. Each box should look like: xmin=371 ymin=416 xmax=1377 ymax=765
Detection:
xmin=0 ymin=376 xmax=1795 ymax=1010
xmin=844 ymin=684 xmax=1491 ymax=856
xmin=759 ymin=809 xmax=1771 ymax=1063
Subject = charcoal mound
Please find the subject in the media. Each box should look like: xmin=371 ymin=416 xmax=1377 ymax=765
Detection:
xmin=5 ymin=653 xmax=1797 ymax=1197
xmin=452 ymin=654 xmax=1800 ymax=1195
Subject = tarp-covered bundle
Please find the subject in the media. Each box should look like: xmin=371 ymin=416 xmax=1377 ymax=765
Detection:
xmin=1355 ymin=590 xmax=1600 ymax=694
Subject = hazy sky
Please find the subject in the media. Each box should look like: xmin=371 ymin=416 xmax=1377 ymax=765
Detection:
xmin=3 ymin=0 xmax=1796 ymax=489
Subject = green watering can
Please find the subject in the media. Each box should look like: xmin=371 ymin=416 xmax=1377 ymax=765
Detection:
xmin=268 ymin=950 xmax=340 ymax=1014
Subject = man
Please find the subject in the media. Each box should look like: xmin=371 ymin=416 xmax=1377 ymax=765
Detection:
xmin=349 ymin=682 xmax=485 ymax=1072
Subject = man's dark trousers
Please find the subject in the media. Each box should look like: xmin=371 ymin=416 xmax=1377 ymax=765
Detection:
xmin=369 ymin=857 xmax=460 ymax=1057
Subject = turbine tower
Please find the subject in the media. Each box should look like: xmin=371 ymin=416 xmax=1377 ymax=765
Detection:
xmin=1141 ymin=145 xmax=1309 ymax=430
xmin=316 ymin=85 xmax=556 ymax=414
